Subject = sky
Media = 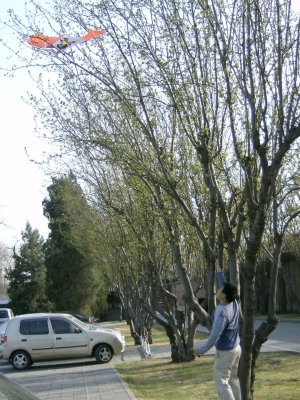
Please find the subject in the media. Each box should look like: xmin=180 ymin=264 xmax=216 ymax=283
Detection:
xmin=0 ymin=1 xmax=51 ymax=249
xmin=0 ymin=1 xmax=299 ymax=250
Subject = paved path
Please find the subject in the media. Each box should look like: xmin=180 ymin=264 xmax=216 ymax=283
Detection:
xmin=0 ymin=357 xmax=138 ymax=400
xmin=0 ymin=319 xmax=299 ymax=400
xmin=0 ymin=340 xmax=172 ymax=400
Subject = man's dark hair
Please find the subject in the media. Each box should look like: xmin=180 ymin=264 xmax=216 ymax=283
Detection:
xmin=222 ymin=282 xmax=239 ymax=303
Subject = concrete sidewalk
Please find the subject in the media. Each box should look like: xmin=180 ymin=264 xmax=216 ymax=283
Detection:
xmin=0 ymin=358 xmax=133 ymax=399
xmin=2 ymin=360 xmax=138 ymax=400
xmin=0 ymin=342 xmax=171 ymax=400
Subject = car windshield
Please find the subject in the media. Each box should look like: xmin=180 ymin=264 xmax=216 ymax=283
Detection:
xmin=0 ymin=310 xmax=9 ymax=319
xmin=66 ymin=314 xmax=95 ymax=330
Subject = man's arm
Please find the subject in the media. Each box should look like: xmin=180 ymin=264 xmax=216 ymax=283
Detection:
xmin=194 ymin=261 xmax=226 ymax=357
xmin=194 ymin=307 xmax=227 ymax=355
xmin=215 ymin=261 xmax=225 ymax=287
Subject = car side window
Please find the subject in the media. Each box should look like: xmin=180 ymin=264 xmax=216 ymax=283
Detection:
xmin=20 ymin=319 xmax=49 ymax=335
xmin=50 ymin=318 xmax=80 ymax=334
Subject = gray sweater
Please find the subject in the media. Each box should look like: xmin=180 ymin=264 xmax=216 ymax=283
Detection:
xmin=197 ymin=272 xmax=240 ymax=354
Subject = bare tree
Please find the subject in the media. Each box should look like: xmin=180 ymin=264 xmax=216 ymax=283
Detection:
xmin=2 ymin=0 xmax=300 ymax=398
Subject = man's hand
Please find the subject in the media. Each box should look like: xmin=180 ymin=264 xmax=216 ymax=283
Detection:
xmin=194 ymin=348 xmax=201 ymax=357
xmin=215 ymin=260 xmax=221 ymax=273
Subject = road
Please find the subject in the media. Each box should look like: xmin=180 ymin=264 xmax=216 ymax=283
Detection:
xmin=254 ymin=319 xmax=300 ymax=353
xmin=196 ymin=319 xmax=300 ymax=354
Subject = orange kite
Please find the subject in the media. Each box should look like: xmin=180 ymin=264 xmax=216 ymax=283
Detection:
xmin=27 ymin=29 xmax=106 ymax=51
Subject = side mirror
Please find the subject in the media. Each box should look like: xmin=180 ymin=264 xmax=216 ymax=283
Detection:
xmin=74 ymin=327 xmax=81 ymax=334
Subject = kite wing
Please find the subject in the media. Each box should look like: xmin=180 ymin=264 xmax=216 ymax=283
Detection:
xmin=81 ymin=29 xmax=106 ymax=41
xmin=27 ymin=29 xmax=106 ymax=51
xmin=27 ymin=33 xmax=64 ymax=48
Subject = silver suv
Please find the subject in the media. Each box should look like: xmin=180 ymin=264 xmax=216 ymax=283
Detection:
xmin=2 ymin=313 xmax=125 ymax=370
xmin=0 ymin=308 xmax=14 ymax=323
xmin=0 ymin=308 xmax=14 ymax=358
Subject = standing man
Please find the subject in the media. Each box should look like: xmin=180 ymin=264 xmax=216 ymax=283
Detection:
xmin=194 ymin=263 xmax=241 ymax=400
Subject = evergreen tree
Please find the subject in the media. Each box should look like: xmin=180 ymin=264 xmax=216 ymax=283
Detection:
xmin=43 ymin=174 xmax=105 ymax=314
xmin=7 ymin=223 xmax=50 ymax=314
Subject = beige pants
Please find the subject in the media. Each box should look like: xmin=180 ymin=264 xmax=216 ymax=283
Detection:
xmin=213 ymin=345 xmax=241 ymax=400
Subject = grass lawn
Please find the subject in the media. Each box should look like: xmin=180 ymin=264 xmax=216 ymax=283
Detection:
xmin=111 ymin=322 xmax=300 ymax=399
xmin=113 ymin=322 xmax=208 ymax=347
xmin=116 ymin=353 xmax=300 ymax=400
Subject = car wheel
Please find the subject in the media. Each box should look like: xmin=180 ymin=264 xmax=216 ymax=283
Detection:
xmin=95 ymin=344 xmax=113 ymax=363
xmin=11 ymin=351 xmax=31 ymax=370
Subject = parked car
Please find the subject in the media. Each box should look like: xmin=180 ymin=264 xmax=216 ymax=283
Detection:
xmin=0 ymin=308 xmax=14 ymax=325
xmin=0 ymin=325 xmax=8 ymax=358
xmin=60 ymin=311 xmax=96 ymax=324
xmin=1 ymin=313 xmax=125 ymax=370
xmin=0 ymin=308 xmax=14 ymax=358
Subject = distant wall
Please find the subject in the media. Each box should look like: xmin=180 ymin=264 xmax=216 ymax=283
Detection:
xmin=254 ymin=252 xmax=300 ymax=314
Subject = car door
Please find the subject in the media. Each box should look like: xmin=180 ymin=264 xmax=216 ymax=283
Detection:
xmin=18 ymin=318 xmax=54 ymax=359
xmin=50 ymin=317 xmax=90 ymax=358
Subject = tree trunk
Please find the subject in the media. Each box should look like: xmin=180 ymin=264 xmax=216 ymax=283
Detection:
xmin=127 ymin=318 xmax=141 ymax=345
xmin=239 ymin=276 xmax=256 ymax=400
xmin=250 ymin=317 xmax=278 ymax=398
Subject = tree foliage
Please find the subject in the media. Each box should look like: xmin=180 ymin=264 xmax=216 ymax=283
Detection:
xmin=3 ymin=0 xmax=300 ymax=398
xmin=43 ymin=173 xmax=107 ymax=314
xmin=7 ymin=223 xmax=50 ymax=314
